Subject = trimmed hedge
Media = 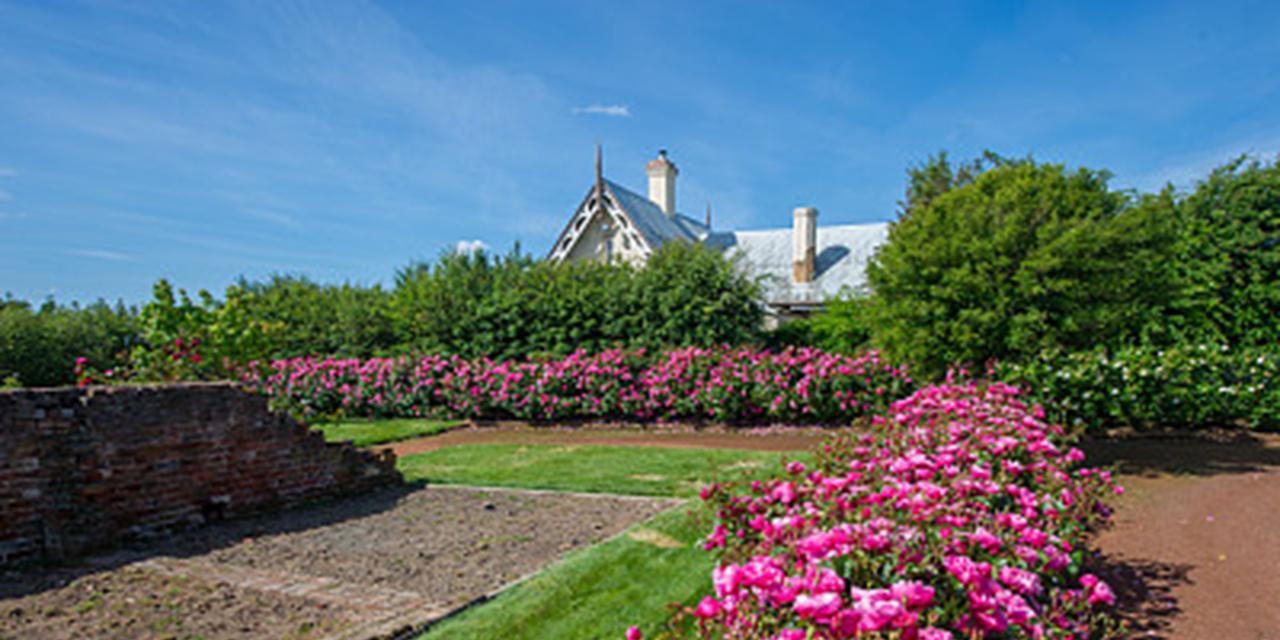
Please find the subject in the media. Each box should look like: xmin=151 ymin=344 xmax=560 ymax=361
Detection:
xmin=995 ymin=345 xmax=1279 ymax=432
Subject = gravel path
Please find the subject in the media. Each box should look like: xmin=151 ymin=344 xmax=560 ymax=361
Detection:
xmin=0 ymin=485 xmax=678 ymax=640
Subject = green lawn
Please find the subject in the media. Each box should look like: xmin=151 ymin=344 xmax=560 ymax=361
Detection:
xmin=400 ymin=443 xmax=812 ymax=639
xmin=420 ymin=504 xmax=710 ymax=640
xmin=397 ymin=443 xmax=800 ymax=497
xmin=311 ymin=417 xmax=463 ymax=447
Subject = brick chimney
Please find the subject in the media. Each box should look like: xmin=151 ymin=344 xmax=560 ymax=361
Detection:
xmin=646 ymin=150 xmax=677 ymax=218
xmin=792 ymin=207 xmax=817 ymax=283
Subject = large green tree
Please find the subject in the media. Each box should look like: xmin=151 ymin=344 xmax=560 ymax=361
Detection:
xmin=1175 ymin=156 xmax=1280 ymax=347
xmin=867 ymin=157 xmax=1181 ymax=378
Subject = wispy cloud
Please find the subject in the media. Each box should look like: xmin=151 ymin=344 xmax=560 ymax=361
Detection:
xmin=67 ymin=248 xmax=135 ymax=262
xmin=572 ymin=104 xmax=631 ymax=117
xmin=241 ymin=208 xmax=298 ymax=228
xmin=454 ymin=239 xmax=489 ymax=254
xmin=0 ymin=188 xmax=10 ymax=201
xmin=0 ymin=167 xmax=14 ymax=177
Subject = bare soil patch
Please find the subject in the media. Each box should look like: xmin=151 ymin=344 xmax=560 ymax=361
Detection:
xmin=1086 ymin=432 xmax=1280 ymax=639
xmin=0 ymin=485 xmax=676 ymax=640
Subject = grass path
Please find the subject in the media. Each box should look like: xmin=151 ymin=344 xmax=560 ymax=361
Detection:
xmin=395 ymin=443 xmax=812 ymax=638
xmin=420 ymin=505 xmax=710 ymax=639
xmin=310 ymin=417 xmax=464 ymax=447
xmin=398 ymin=443 xmax=802 ymax=498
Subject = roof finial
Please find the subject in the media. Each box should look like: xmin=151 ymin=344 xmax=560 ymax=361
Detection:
xmin=595 ymin=144 xmax=603 ymax=196
xmin=706 ymin=201 xmax=712 ymax=229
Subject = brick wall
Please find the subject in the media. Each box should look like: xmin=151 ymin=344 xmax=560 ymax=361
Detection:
xmin=0 ymin=383 xmax=401 ymax=566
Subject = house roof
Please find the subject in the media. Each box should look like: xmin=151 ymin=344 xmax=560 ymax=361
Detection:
xmin=604 ymin=179 xmax=708 ymax=249
xmin=705 ymin=222 xmax=889 ymax=305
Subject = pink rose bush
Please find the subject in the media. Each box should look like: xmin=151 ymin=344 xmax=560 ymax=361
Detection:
xmin=239 ymin=346 xmax=911 ymax=424
xmin=659 ymin=381 xmax=1121 ymax=638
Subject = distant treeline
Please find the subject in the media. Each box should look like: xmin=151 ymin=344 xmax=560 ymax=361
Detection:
xmin=2 ymin=241 xmax=763 ymax=387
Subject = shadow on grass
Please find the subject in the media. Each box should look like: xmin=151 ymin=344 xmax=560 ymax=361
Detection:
xmin=0 ymin=481 xmax=426 ymax=601
xmin=1091 ymin=554 xmax=1194 ymax=639
xmin=1079 ymin=431 xmax=1280 ymax=477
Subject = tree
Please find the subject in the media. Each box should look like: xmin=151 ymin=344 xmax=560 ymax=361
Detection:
xmin=627 ymin=241 xmax=763 ymax=349
xmin=1175 ymin=155 xmax=1280 ymax=347
xmin=867 ymin=158 xmax=1181 ymax=378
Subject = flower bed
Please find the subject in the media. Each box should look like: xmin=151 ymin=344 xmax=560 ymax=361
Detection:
xmin=239 ymin=347 xmax=913 ymax=424
xmin=642 ymin=381 xmax=1120 ymax=639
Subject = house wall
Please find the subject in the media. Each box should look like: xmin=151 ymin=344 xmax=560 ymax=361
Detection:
xmin=0 ymin=383 xmax=401 ymax=567
xmin=564 ymin=209 xmax=648 ymax=264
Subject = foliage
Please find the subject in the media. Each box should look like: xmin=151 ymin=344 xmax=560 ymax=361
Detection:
xmin=995 ymin=345 xmax=1279 ymax=432
xmin=240 ymin=347 xmax=913 ymax=424
xmin=652 ymin=382 xmax=1121 ymax=639
xmin=0 ymin=295 xmax=136 ymax=387
xmin=867 ymin=158 xmax=1181 ymax=378
xmin=767 ymin=295 xmax=874 ymax=355
xmin=392 ymin=242 xmax=762 ymax=360
xmin=624 ymin=241 xmax=764 ymax=350
xmin=1174 ymin=156 xmax=1280 ymax=347
xmin=899 ymin=150 xmax=1003 ymax=218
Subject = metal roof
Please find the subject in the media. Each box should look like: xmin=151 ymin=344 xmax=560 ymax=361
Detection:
xmin=706 ymin=222 xmax=889 ymax=304
xmin=604 ymin=179 xmax=708 ymax=249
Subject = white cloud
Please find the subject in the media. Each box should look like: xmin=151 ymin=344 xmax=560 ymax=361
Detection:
xmin=454 ymin=239 xmax=489 ymax=254
xmin=0 ymin=167 xmax=14 ymax=177
xmin=572 ymin=104 xmax=631 ymax=117
xmin=67 ymin=248 xmax=135 ymax=262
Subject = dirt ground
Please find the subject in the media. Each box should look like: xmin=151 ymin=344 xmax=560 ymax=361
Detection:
xmin=0 ymin=485 xmax=677 ymax=640
xmin=1084 ymin=431 xmax=1280 ymax=639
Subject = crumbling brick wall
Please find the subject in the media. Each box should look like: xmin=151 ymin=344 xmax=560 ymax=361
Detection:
xmin=0 ymin=383 xmax=400 ymax=566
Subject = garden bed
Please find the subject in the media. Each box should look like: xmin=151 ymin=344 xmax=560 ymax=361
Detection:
xmin=0 ymin=485 xmax=677 ymax=640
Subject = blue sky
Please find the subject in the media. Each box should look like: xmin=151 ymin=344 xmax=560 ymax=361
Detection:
xmin=2 ymin=0 xmax=1278 ymax=304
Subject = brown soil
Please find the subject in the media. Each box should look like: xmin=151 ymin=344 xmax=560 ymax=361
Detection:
xmin=0 ymin=485 xmax=676 ymax=640
xmin=1083 ymin=432 xmax=1280 ymax=639
xmin=382 ymin=423 xmax=835 ymax=457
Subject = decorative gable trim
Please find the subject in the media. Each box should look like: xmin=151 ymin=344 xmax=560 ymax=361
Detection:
xmin=547 ymin=184 xmax=653 ymax=263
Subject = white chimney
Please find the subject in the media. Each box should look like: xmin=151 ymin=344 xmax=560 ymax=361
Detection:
xmin=792 ymin=207 xmax=817 ymax=283
xmin=646 ymin=150 xmax=678 ymax=218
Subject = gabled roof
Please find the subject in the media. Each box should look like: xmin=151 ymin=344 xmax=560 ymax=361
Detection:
xmin=706 ymin=222 xmax=889 ymax=305
xmin=603 ymin=179 xmax=708 ymax=248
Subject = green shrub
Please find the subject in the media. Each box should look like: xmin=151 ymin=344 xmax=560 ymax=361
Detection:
xmin=0 ymin=296 xmax=136 ymax=387
xmin=765 ymin=294 xmax=872 ymax=354
xmin=391 ymin=242 xmax=761 ymax=360
xmin=996 ymin=345 xmax=1279 ymax=432
xmin=867 ymin=157 xmax=1181 ymax=378
xmin=1174 ymin=156 xmax=1280 ymax=348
